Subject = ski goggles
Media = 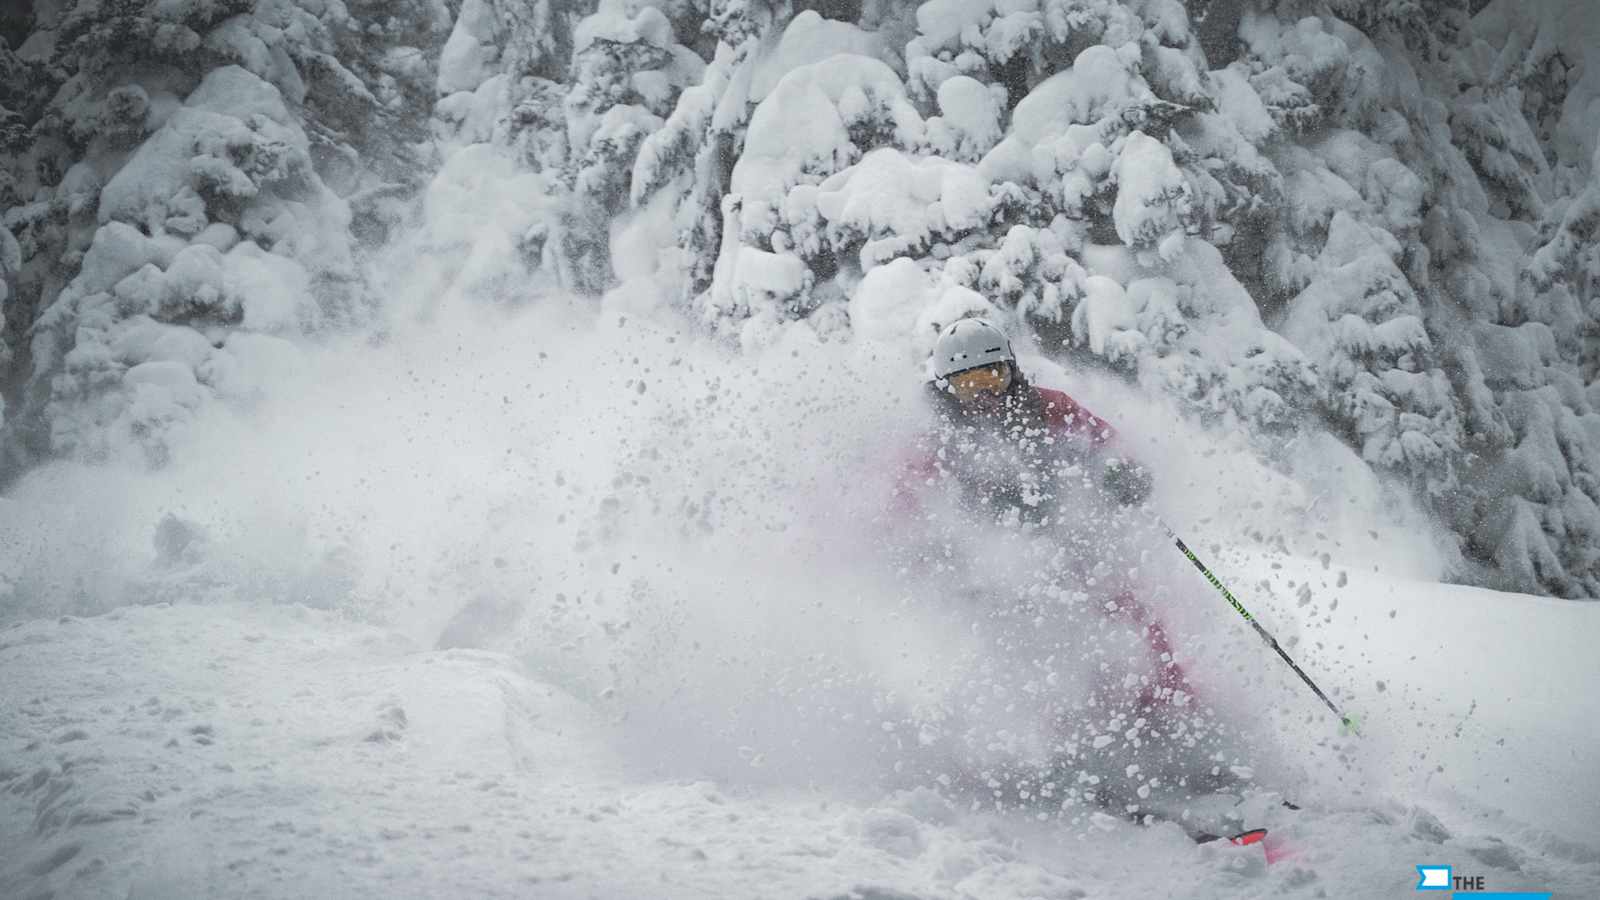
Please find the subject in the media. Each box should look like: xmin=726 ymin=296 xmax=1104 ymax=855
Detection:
xmin=945 ymin=363 xmax=1012 ymax=402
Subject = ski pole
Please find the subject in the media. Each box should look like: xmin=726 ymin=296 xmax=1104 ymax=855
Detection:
xmin=1155 ymin=517 xmax=1360 ymax=735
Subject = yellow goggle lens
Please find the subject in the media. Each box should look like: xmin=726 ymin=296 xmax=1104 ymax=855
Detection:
xmin=946 ymin=365 xmax=1010 ymax=400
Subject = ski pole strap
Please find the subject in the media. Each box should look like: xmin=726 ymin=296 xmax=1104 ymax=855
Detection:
xmin=1158 ymin=518 xmax=1359 ymax=735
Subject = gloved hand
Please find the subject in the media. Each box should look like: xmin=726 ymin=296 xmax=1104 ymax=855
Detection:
xmin=1102 ymin=457 xmax=1153 ymax=507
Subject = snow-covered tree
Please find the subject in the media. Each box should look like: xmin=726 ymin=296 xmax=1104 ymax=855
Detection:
xmin=706 ymin=49 xmax=928 ymax=339
xmin=562 ymin=0 xmax=705 ymax=294
xmin=25 ymin=66 xmax=359 ymax=464
xmin=631 ymin=7 xmax=898 ymax=308
xmin=0 ymin=0 xmax=453 ymax=469
xmin=1242 ymin=0 xmax=1600 ymax=596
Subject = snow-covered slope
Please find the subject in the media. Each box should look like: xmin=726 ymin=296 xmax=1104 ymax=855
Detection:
xmin=0 ymin=292 xmax=1592 ymax=898
xmin=3 ymin=556 xmax=1595 ymax=899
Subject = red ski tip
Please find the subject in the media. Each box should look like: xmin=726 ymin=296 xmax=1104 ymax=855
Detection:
xmin=1229 ymin=828 xmax=1268 ymax=847
xmin=1228 ymin=828 xmax=1295 ymax=864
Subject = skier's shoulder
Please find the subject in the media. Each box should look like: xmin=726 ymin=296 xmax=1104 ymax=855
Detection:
xmin=1032 ymin=385 xmax=1080 ymax=413
xmin=1031 ymin=385 xmax=1087 ymax=427
xmin=1031 ymin=385 xmax=1115 ymax=443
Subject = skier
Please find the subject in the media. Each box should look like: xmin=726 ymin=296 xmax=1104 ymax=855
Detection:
xmin=886 ymin=318 xmax=1270 ymax=845
xmin=894 ymin=316 xmax=1153 ymax=517
xmin=890 ymin=317 xmax=1191 ymax=715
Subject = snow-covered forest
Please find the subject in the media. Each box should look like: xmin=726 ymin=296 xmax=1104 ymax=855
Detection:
xmin=3 ymin=0 xmax=1599 ymax=598
xmin=1 ymin=0 xmax=1598 ymax=897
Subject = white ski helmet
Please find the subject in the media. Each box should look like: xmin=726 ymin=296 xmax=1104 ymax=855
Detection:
xmin=931 ymin=318 xmax=1015 ymax=379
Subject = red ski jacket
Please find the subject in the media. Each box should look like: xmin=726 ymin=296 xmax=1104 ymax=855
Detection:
xmin=890 ymin=385 xmax=1120 ymax=515
xmin=888 ymin=383 xmax=1192 ymax=712
xmin=1032 ymin=386 xmax=1119 ymax=446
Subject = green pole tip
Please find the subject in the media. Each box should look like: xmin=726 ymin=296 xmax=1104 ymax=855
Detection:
xmin=1340 ymin=714 xmax=1362 ymax=736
